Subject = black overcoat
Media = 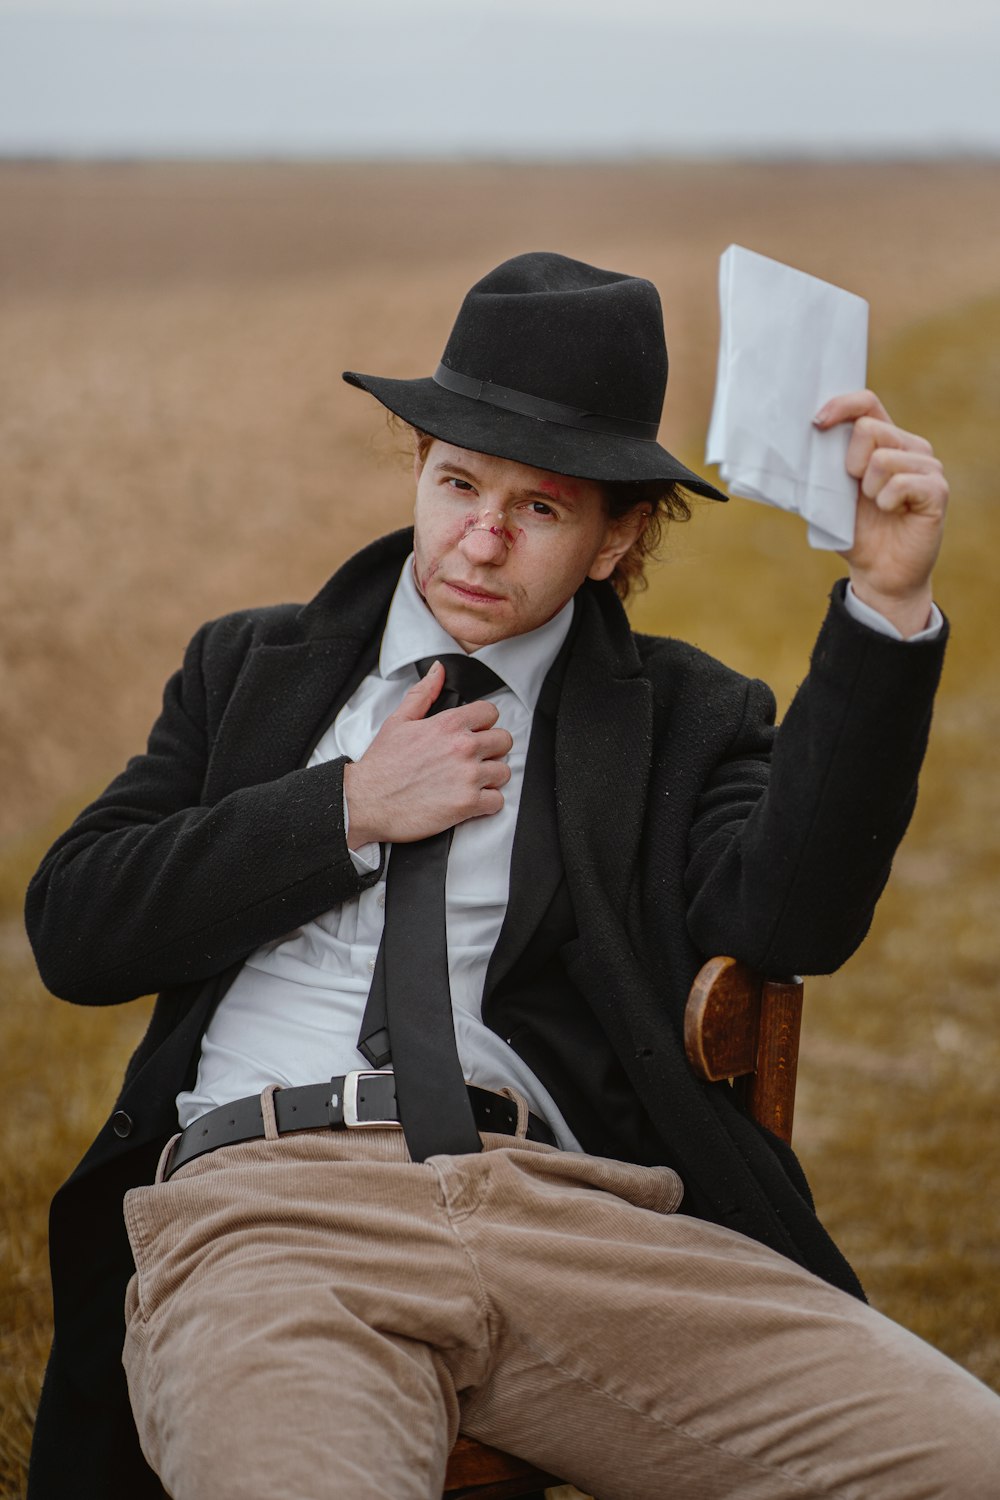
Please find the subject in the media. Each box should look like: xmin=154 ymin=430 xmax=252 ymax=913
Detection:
xmin=25 ymin=528 xmax=946 ymax=1498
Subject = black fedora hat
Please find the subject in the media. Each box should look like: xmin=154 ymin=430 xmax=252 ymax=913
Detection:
xmin=343 ymin=251 xmax=726 ymax=499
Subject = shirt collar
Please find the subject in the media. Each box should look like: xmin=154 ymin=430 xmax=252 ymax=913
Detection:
xmin=379 ymin=555 xmax=574 ymax=713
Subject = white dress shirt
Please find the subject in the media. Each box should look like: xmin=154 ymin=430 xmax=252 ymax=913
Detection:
xmin=177 ymin=557 xmax=584 ymax=1149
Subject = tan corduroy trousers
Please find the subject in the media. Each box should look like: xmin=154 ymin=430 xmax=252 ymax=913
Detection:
xmin=122 ymin=1094 xmax=1000 ymax=1500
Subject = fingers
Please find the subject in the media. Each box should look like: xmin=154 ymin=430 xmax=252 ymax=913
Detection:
xmin=447 ymin=696 xmax=499 ymax=730
xmin=815 ymin=393 xmax=945 ymax=518
xmin=866 ymin=468 xmax=949 ymax=518
xmin=467 ymin=725 xmax=514 ymax=763
xmin=857 ymin=446 xmax=946 ymax=506
xmin=394 ymin=660 xmax=445 ymax=722
xmin=814 ymin=392 xmax=937 ymax=476
xmin=814 ymin=389 xmax=892 ymax=428
xmin=393 ymin=670 xmax=507 ymax=734
xmin=847 ymin=423 xmax=947 ymax=524
xmin=474 ymin=788 xmax=506 ymax=819
xmin=846 ymin=416 xmax=935 ymax=483
xmin=447 ymin=721 xmax=513 ymax=791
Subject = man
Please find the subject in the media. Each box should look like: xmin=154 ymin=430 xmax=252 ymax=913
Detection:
xmin=26 ymin=252 xmax=999 ymax=1499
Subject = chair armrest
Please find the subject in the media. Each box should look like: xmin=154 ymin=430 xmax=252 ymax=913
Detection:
xmin=684 ymin=956 xmax=804 ymax=1145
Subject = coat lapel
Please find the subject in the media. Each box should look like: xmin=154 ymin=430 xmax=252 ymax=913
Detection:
xmin=483 ymin=655 xmax=565 ymax=995
xmin=203 ymin=529 xmax=413 ymax=802
xmin=488 ymin=582 xmax=655 ymax=993
xmin=555 ymin=583 xmax=654 ymax=938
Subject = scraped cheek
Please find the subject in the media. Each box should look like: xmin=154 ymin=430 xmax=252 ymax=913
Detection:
xmin=414 ymin=553 xmax=440 ymax=598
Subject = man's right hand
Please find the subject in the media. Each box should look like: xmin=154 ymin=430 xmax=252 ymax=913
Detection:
xmin=342 ymin=661 xmax=513 ymax=848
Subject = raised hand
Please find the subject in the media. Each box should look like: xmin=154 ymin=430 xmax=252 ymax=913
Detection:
xmin=814 ymin=390 xmax=948 ymax=638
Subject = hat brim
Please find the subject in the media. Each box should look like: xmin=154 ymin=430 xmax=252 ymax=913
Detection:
xmin=342 ymin=371 xmax=727 ymax=501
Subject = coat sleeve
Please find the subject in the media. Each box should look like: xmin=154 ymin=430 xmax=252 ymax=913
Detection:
xmin=684 ymin=584 xmax=947 ymax=976
xmin=25 ymin=618 xmax=381 ymax=1006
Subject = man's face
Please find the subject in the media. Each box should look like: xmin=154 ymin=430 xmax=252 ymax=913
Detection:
xmin=412 ymin=440 xmax=642 ymax=651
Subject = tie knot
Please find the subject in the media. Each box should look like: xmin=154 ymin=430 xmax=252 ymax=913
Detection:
xmin=416 ymin=654 xmax=506 ymax=709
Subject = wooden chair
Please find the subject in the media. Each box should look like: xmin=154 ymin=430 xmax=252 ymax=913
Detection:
xmin=441 ymin=956 xmax=805 ymax=1497
xmin=683 ymin=955 xmax=804 ymax=1146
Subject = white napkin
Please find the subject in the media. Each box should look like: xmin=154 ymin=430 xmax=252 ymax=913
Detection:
xmin=705 ymin=245 xmax=869 ymax=550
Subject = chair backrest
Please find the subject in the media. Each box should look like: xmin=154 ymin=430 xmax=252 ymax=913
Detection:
xmin=443 ymin=957 xmax=806 ymax=1496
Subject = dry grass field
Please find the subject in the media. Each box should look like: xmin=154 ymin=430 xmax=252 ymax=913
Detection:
xmin=1 ymin=159 xmax=999 ymax=1495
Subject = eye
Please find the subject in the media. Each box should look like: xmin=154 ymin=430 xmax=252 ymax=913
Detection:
xmin=446 ymin=476 xmax=476 ymax=493
xmin=528 ymin=500 xmax=555 ymax=516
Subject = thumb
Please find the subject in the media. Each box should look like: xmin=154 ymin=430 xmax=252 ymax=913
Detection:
xmin=393 ymin=659 xmax=445 ymax=721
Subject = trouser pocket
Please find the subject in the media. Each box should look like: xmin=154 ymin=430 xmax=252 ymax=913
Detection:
xmin=122 ymin=1184 xmax=157 ymax=1327
xmin=488 ymin=1142 xmax=684 ymax=1216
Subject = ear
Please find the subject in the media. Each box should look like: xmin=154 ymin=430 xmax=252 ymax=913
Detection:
xmin=587 ymin=507 xmax=649 ymax=582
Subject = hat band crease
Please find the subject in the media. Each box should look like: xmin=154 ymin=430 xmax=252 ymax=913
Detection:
xmin=432 ymin=363 xmax=660 ymax=443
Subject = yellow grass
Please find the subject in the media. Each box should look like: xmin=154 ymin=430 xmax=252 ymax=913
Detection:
xmin=2 ymin=161 xmax=999 ymax=1496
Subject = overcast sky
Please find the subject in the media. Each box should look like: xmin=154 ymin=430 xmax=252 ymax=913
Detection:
xmin=2 ymin=0 xmax=999 ymax=157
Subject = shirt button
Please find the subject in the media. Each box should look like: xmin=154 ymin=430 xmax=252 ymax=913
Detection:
xmin=376 ymin=888 xmax=385 ymax=909
xmin=367 ymin=955 xmax=376 ymax=973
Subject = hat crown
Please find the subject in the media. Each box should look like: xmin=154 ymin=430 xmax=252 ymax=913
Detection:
xmin=440 ymin=252 xmax=668 ymax=426
xmin=341 ymin=248 xmax=726 ymax=497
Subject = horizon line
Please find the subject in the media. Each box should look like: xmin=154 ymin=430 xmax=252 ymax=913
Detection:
xmin=3 ymin=146 xmax=1000 ymax=168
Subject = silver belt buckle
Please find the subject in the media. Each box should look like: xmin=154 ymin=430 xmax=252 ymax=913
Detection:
xmin=342 ymin=1070 xmax=398 ymax=1128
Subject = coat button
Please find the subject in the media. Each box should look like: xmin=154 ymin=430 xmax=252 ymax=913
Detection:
xmin=112 ymin=1110 xmax=134 ymax=1139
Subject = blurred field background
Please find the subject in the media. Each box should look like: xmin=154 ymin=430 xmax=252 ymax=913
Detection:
xmin=1 ymin=158 xmax=999 ymax=1495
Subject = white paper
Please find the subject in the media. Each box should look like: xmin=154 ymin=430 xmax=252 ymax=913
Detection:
xmin=705 ymin=245 xmax=869 ymax=550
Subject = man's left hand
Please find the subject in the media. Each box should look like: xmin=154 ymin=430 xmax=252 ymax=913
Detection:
xmin=814 ymin=390 xmax=949 ymax=638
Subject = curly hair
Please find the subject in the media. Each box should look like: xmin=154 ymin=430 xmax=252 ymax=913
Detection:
xmin=404 ymin=422 xmax=692 ymax=601
xmin=599 ymin=478 xmax=691 ymax=600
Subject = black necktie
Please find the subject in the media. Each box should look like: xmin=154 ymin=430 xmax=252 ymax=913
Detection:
xmin=357 ymin=653 xmax=507 ymax=1160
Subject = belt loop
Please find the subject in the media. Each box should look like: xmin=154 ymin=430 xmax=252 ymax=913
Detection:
xmin=155 ymin=1132 xmax=182 ymax=1184
xmin=260 ymin=1084 xmax=282 ymax=1142
xmin=498 ymin=1087 xmax=530 ymax=1140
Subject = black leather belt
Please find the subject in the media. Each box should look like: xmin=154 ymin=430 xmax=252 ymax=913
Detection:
xmin=165 ymin=1072 xmax=557 ymax=1179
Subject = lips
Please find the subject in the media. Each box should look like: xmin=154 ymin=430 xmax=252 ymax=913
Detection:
xmin=444 ymin=579 xmax=506 ymax=604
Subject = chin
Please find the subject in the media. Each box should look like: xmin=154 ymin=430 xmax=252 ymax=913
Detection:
xmin=434 ymin=601 xmax=509 ymax=645
xmin=454 ymin=626 xmax=502 ymax=651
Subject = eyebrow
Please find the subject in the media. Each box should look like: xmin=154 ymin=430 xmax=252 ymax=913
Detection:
xmin=431 ymin=461 xmax=577 ymax=507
